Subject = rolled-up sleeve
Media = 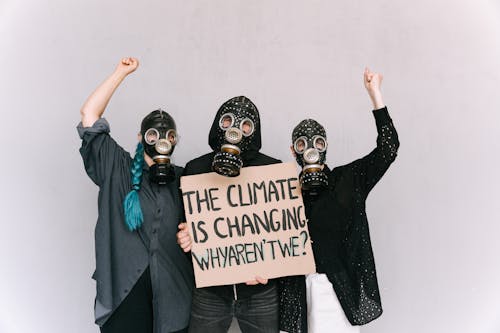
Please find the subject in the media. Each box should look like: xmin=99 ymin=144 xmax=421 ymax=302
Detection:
xmin=77 ymin=118 xmax=128 ymax=186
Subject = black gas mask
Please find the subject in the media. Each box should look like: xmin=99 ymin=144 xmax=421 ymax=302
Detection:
xmin=211 ymin=97 xmax=259 ymax=177
xmin=140 ymin=110 xmax=178 ymax=184
xmin=292 ymin=119 xmax=329 ymax=195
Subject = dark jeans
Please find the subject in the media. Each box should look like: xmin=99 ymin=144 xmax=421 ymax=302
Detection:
xmin=188 ymin=285 xmax=279 ymax=333
xmin=100 ymin=267 xmax=187 ymax=333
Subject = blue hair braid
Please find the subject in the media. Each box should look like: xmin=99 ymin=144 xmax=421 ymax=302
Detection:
xmin=123 ymin=142 xmax=145 ymax=231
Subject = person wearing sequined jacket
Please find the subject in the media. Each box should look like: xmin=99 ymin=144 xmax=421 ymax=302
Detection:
xmin=78 ymin=58 xmax=194 ymax=333
xmin=279 ymin=68 xmax=400 ymax=333
xmin=176 ymin=96 xmax=282 ymax=333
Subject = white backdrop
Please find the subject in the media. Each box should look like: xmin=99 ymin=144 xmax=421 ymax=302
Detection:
xmin=1 ymin=1 xmax=499 ymax=332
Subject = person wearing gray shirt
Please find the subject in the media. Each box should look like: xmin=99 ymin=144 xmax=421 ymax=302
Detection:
xmin=78 ymin=57 xmax=193 ymax=333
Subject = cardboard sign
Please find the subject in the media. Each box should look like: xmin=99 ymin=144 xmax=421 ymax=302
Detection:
xmin=180 ymin=162 xmax=315 ymax=288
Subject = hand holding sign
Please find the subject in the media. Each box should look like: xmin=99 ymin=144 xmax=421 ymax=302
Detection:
xmin=181 ymin=162 xmax=316 ymax=288
xmin=177 ymin=224 xmax=270 ymax=285
xmin=245 ymin=276 xmax=268 ymax=285
xmin=177 ymin=223 xmax=192 ymax=252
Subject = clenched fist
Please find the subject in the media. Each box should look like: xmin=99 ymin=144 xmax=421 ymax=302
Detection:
xmin=115 ymin=57 xmax=139 ymax=76
xmin=364 ymin=67 xmax=382 ymax=93
xmin=364 ymin=67 xmax=384 ymax=109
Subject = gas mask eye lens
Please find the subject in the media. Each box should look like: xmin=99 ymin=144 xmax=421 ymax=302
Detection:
xmin=240 ymin=118 xmax=255 ymax=136
xmin=219 ymin=113 xmax=235 ymax=130
xmin=313 ymin=136 xmax=327 ymax=152
xmin=144 ymin=128 xmax=160 ymax=145
xmin=294 ymin=137 xmax=308 ymax=154
xmin=166 ymin=129 xmax=178 ymax=145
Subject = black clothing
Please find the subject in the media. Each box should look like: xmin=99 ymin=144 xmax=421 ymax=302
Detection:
xmin=279 ymin=107 xmax=400 ymax=332
xmin=100 ymin=267 xmax=154 ymax=333
xmin=188 ymin=284 xmax=279 ymax=333
xmin=184 ymin=96 xmax=281 ymax=323
xmin=101 ymin=267 xmax=188 ymax=333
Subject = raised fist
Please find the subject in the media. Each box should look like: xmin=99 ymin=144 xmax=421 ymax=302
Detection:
xmin=115 ymin=57 xmax=139 ymax=76
xmin=364 ymin=67 xmax=383 ymax=94
xmin=364 ymin=67 xmax=385 ymax=109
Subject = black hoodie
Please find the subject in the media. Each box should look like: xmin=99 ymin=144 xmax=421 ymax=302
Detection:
xmin=183 ymin=96 xmax=281 ymax=299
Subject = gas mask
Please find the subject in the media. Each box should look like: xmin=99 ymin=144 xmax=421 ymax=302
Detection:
xmin=211 ymin=97 xmax=259 ymax=177
xmin=292 ymin=119 xmax=329 ymax=195
xmin=140 ymin=110 xmax=178 ymax=184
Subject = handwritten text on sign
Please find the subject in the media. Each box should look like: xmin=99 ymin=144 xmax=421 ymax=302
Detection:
xmin=181 ymin=162 xmax=315 ymax=288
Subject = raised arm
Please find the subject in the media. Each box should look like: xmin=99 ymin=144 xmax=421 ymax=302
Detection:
xmin=348 ymin=68 xmax=399 ymax=197
xmin=80 ymin=57 xmax=139 ymax=127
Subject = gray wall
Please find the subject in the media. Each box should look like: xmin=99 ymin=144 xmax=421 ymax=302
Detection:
xmin=1 ymin=0 xmax=499 ymax=332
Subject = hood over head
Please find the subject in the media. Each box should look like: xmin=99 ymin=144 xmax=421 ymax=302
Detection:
xmin=208 ymin=96 xmax=262 ymax=161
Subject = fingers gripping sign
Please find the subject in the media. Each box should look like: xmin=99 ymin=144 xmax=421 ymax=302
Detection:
xmin=177 ymin=223 xmax=192 ymax=253
xmin=180 ymin=162 xmax=315 ymax=288
xmin=177 ymin=223 xmax=268 ymax=285
xmin=245 ymin=276 xmax=269 ymax=286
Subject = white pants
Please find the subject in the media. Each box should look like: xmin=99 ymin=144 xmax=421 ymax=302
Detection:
xmin=305 ymin=273 xmax=360 ymax=333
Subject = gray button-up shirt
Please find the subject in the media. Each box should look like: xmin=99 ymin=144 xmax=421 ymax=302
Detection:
xmin=78 ymin=118 xmax=193 ymax=332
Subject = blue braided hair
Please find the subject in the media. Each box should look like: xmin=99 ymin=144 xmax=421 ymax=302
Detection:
xmin=123 ymin=142 xmax=145 ymax=231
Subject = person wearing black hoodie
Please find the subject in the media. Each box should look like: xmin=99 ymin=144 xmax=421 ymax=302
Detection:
xmin=279 ymin=68 xmax=400 ymax=333
xmin=177 ymin=96 xmax=281 ymax=333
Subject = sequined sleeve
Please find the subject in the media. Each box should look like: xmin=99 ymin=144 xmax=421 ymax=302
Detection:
xmin=348 ymin=107 xmax=399 ymax=197
xmin=279 ymin=275 xmax=307 ymax=333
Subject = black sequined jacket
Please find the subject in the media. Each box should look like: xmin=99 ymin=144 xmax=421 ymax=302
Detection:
xmin=279 ymin=107 xmax=399 ymax=333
